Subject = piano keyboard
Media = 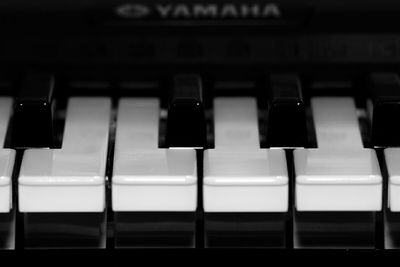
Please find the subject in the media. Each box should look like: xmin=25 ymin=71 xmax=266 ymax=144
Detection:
xmin=1 ymin=72 xmax=400 ymax=251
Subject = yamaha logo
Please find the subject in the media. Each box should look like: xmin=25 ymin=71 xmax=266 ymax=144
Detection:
xmin=115 ymin=3 xmax=282 ymax=19
xmin=116 ymin=4 xmax=151 ymax=18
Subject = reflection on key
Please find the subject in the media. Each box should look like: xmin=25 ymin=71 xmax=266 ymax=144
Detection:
xmin=293 ymin=97 xmax=381 ymax=249
xmin=294 ymin=97 xmax=382 ymax=211
xmin=0 ymin=98 xmax=16 ymax=249
xmin=112 ymin=98 xmax=197 ymax=248
xmin=19 ymin=98 xmax=111 ymax=212
xmin=204 ymin=97 xmax=288 ymax=213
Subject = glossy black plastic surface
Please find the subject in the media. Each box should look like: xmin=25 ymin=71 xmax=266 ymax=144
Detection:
xmin=266 ymin=74 xmax=307 ymax=147
xmin=369 ymin=73 xmax=400 ymax=147
xmin=11 ymin=73 xmax=55 ymax=148
xmin=166 ymin=74 xmax=207 ymax=148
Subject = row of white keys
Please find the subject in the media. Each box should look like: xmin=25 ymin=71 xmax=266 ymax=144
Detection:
xmin=18 ymin=98 xmax=111 ymax=212
xmin=13 ymin=96 xmax=385 ymax=213
xmin=0 ymin=98 xmax=15 ymax=213
xmin=294 ymin=97 xmax=382 ymax=211
xmin=112 ymin=98 xmax=197 ymax=212
xmin=204 ymin=97 xmax=288 ymax=212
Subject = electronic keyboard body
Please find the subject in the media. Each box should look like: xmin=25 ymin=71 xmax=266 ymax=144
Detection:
xmin=0 ymin=0 xmax=400 ymax=257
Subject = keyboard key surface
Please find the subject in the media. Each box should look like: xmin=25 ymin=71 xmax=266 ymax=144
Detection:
xmin=213 ymin=97 xmax=260 ymax=149
xmin=116 ymin=98 xmax=160 ymax=149
xmin=203 ymin=149 xmax=288 ymax=212
xmin=112 ymin=98 xmax=197 ymax=211
xmin=266 ymin=74 xmax=307 ymax=148
xmin=166 ymin=75 xmax=206 ymax=148
xmin=0 ymin=98 xmax=15 ymax=213
xmin=294 ymin=97 xmax=382 ymax=211
xmin=11 ymin=73 xmax=55 ymax=148
xmin=384 ymin=148 xmax=400 ymax=212
xmin=312 ymin=97 xmax=364 ymax=149
xmin=369 ymin=73 xmax=400 ymax=147
xmin=295 ymin=148 xmax=382 ymax=211
xmin=113 ymin=149 xmax=197 ymax=211
xmin=204 ymin=97 xmax=288 ymax=212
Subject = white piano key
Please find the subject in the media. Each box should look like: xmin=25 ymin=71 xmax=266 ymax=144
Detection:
xmin=214 ymin=97 xmax=260 ymax=149
xmin=0 ymin=98 xmax=15 ymax=213
xmin=203 ymin=97 xmax=288 ymax=212
xmin=18 ymin=97 xmax=111 ymax=212
xmin=204 ymin=149 xmax=288 ymax=212
xmin=295 ymin=149 xmax=381 ymax=211
xmin=384 ymin=148 xmax=400 ymax=212
xmin=312 ymin=97 xmax=363 ymax=149
xmin=294 ymin=97 xmax=382 ymax=211
xmin=116 ymin=98 xmax=159 ymax=149
xmin=112 ymin=98 xmax=197 ymax=211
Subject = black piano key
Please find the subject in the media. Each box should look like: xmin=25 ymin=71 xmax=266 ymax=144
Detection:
xmin=11 ymin=73 xmax=55 ymax=148
xmin=166 ymin=74 xmax=207 ymax=148
xmin=369 ymin=73 xmax=400 ymax=147
xmin=266 ymin=74 xmax=307 ymax=147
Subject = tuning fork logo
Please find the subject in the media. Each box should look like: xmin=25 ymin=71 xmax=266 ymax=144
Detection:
xmin=115 ymin=4 xmax=151 ymax=19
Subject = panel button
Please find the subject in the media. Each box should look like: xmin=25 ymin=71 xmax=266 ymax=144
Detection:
xmin=166 ymin=75 xmax=206 ymax=148
xmin=266 ymin=74 xmax=307 ymax=148
xmin=11 ymin=73 xmax=55 ymax=148
xmin=18 ymin=98 xmax=111 ymax=212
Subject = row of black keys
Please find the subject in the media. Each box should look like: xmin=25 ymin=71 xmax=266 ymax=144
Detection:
xmin=9 ymin=72 xmax=400 ymax=148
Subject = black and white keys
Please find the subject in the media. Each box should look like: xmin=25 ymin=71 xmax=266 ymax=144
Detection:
xmin=112 ymin=98 xmax=197 ymax=212
xmin=18 ymin=98 xmax=111 ymax=212
xmin=203 ymin=97 xmax=288 ymax=212
xmin=294 ymin=97 xmax=382 ymax=211
xmin=369 ymin=74 xmax=400 ymax=212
